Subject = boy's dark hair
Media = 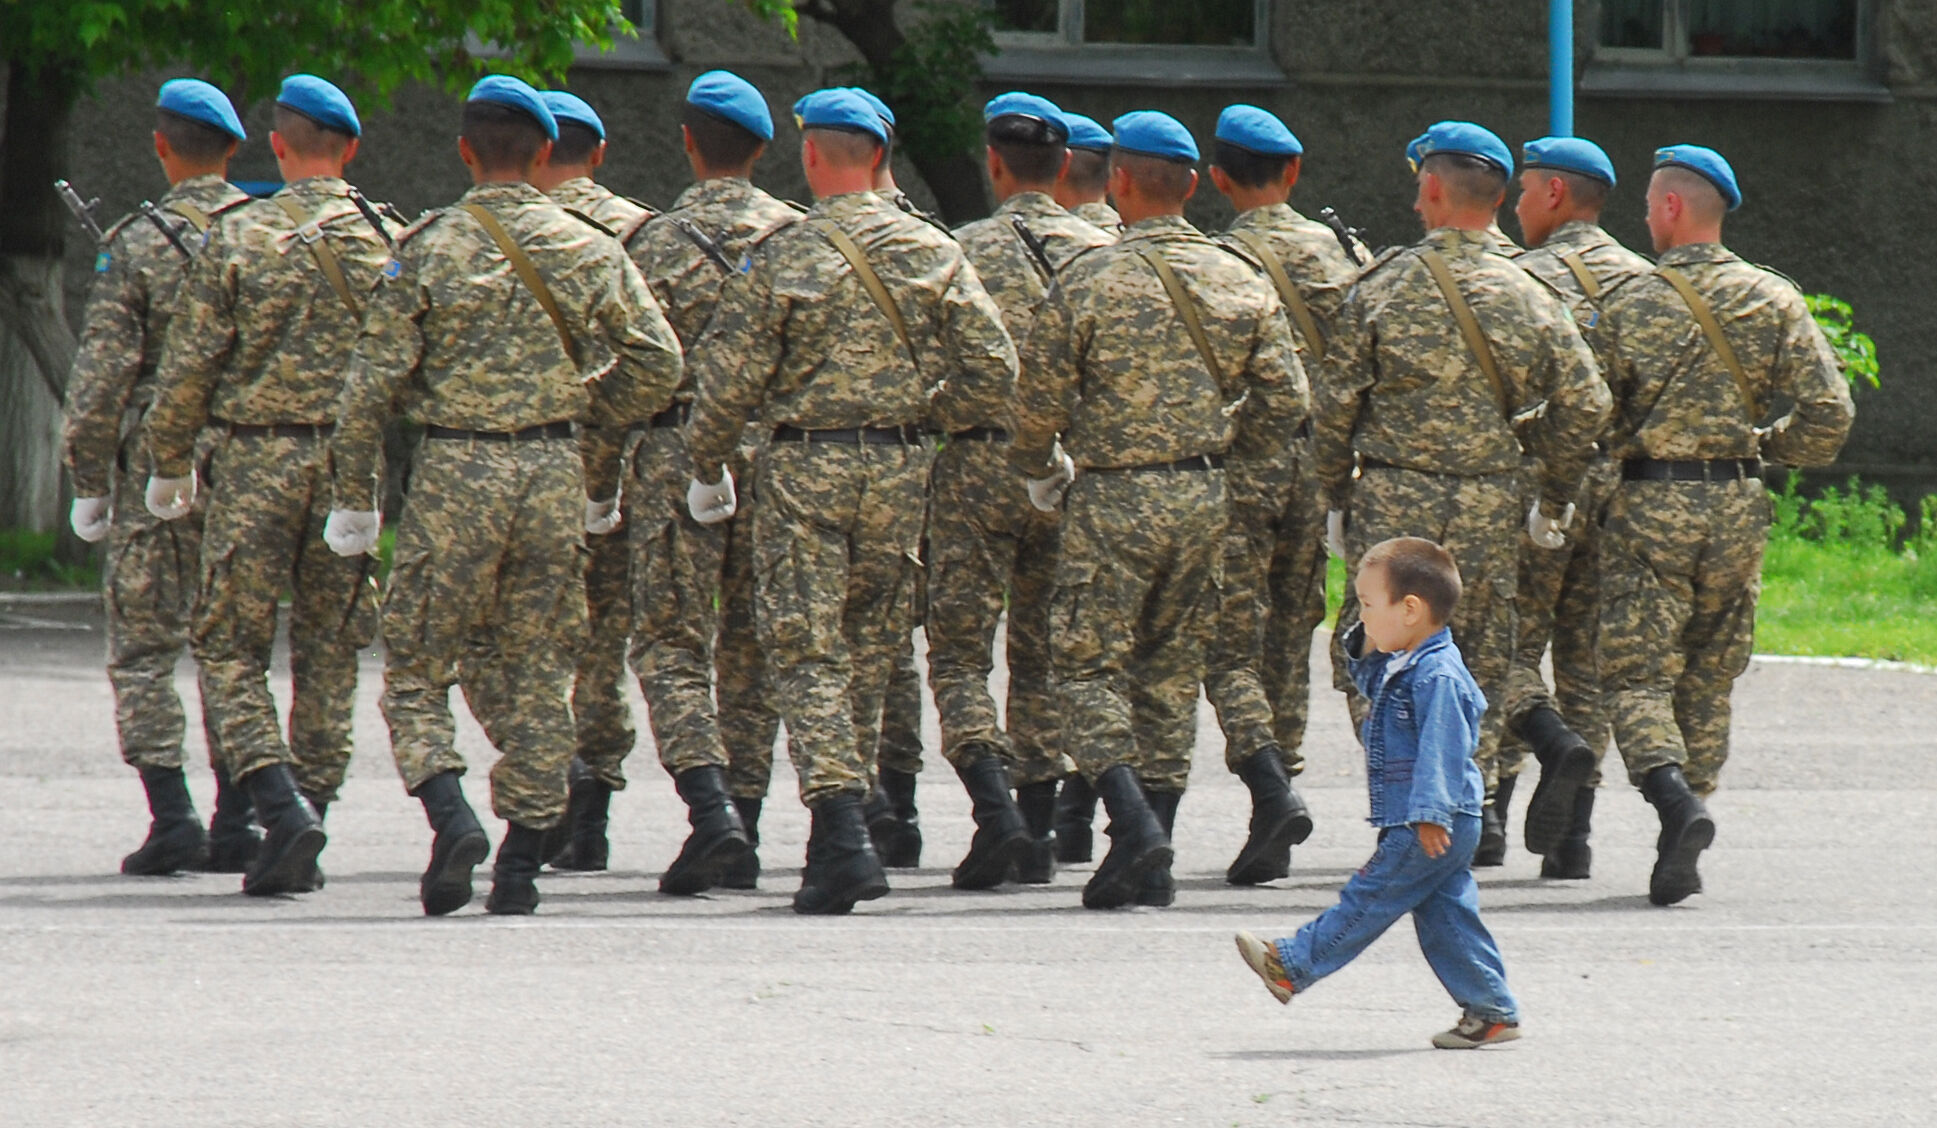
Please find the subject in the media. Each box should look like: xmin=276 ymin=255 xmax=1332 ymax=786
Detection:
xmin=461 ymin=101 xmax=548 ymax=172
xmin=1360 ymin=536 xmax=1462 ymax=624
xmin=1211 ymin=140 xmax=1290 ymax=190
xmin=1063 ymin=148 xmax=1110 ymax=195
xmin=550 ymin=121 xmax=603 ymax=166
xmin=272 ymin=105 xmax=353 ymax=160
xmin=681 ymin=103 xmax=765 ymax=170
xmin=1420 ymin=151 xmax=1507 ymax=208
xmin=156 ymin=110 xmax=236 ymax=164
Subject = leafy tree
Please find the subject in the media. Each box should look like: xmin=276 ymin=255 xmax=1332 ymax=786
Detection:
xmin=1805 ymin=293 xmax=1880 ymax=391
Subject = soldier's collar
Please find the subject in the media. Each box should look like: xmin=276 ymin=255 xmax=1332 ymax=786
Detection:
xmin=1544 ymin=218 xmax=1608 ymax=249
xmin=1231 ymin=201 xmax=1296 ymax=229
xmin=1655 ymin=241 xmax=1736 ymax=267
xmin=463 ymin=180 xmax=545 ymax=203
xmin=1120 ymin=213 xmax=1198 ymax=238
xmin=994 ymin=190 xmax=1058 ymax=217
xmin=1425 ymin=225 xmax=1495 ymax=251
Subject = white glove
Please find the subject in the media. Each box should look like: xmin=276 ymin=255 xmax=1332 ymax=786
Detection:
xmin=1325 ymin=510 xmax=1347 ymax=559
xmin=143 ymin=474 xmax=196 ymax=520
xmin=1527 ymin=502 xmax=1574 ymax=550
xmin=687 ymin=468 xmax=737 ymax=525
xmin=1026 ymin=445 xmax=1077 ymax=512
xmin=323 ymin=509 xmax=381 ymax=557
xmin=70 ymin=497 xmax=112 ymax=543
xmin=585 ymin=496 xmax=622 ymax=536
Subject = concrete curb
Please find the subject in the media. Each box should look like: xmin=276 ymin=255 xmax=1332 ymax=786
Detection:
xmin=0 ymin=591 xmax=100 ymax=606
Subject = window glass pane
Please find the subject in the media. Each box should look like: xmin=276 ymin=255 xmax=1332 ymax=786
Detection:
xmin=622 ymin=0 xmax=656 ymax=35
xmin=1688 ymin=0 xmax=1856 ymax=58
xmin=987 ymin=0 xmax=1059 ymax=34
xmin=1084 ymin=0 xmax=1256 ymax=46
xmin=1599 ymin=0 xmax=1666 ymax=49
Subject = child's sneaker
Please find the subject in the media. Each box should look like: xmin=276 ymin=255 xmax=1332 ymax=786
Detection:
xmin=1430 ymin=1013 xmax=1522 ymax=1049
xmin=1233 ymin=931 xmax=1295 ymax=1004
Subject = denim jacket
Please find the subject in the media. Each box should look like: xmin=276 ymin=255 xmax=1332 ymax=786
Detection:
xmin=1343 ymin=623 xmax=1487 ymax=828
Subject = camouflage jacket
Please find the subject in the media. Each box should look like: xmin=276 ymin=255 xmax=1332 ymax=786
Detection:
xmin=685 ymin=189 xmax=1017 ymax=478
xmin=61 ymin=173 xmax=250 ymax=496
xmin=146 ymin=176 xmax=402 ymax=476
xmin=1313 ymin=226 xmax=1610 ymax=512
xmin=330 ymin=180 xmax=682 ymax=509
xmin=630 ymin=176 xmax=801 ymax=358
xmin=1597 ymin=242 xmax=1852 ymax=466
xmin=1012 ymin=213 xmax=1309 ymax=476
xmin=951 ymin=191 xmax=1115 ymax=430
xmin=1070 ymin=201 xmax=1122 ymax=233
xmin=549 ymin=175 xmax=652 ymax=238
xmin=1219 ymin=203 xmax=1362 ymax=371
xmin=1515 ymin=219 xmax=1653 ymax=368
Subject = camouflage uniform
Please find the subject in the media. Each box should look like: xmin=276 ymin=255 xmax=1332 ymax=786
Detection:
xmin=931 ymin=191 xmax=1113 ymax=782
xmin=685 ymin=190 xmax=1014 ymax=806
xmin=146 ymin=177 xmax=395 ymax=803
xmin=62 ymin=175 xmax=250 ymax=774
xmin=1315 ymin=227 xmax=1609 ymax=773
xmin=1070 ymin=201 xmax=1122 ymax=233
xmin=1205 ymin=203 xmax=1359 ymax=777
xmin=1496 ymin=220 xmax=1653 ymax=788
xmin=330 ymin=181 xmax=681 ymax=826
xmin=1596 ymin=243 xmax=1851 ymax=794
xmin=547 ymin=176 xmax=653 ymax=791
xmin=1013 ymin=214 xmax=1308 ymax=793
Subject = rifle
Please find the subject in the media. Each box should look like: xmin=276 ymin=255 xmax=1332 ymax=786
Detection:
xmin=138 ymin=200 xmax=196 ymax=262
xmin=53 ymin=179 xmax=107 ymax=243
xmin=671 ymin=216 xmax=736 ymax=275
xmin=1319 ymin=206 xmax=1367 ymax=267
xmin=346 ymin=186 xmax=398 ymax=251
xmin=1010 ymin=215 xmax=1056 ymax=282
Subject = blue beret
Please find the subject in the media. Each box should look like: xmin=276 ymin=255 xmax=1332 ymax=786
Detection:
xmin=687 ymin=70 xmax=773 ymax=142
xmin=796 ymin=89 xmax=890 ymax=146
xmin=1215 ymin=104 xmax=1301 ymax=157
xmin=1063 ymin=113 xmax=1113 ymax=154
xmin=1521 ymin=136 xmax=1615 ymax=186
xmin=276 ymin=74 xmax=360 ymax=138
xmin=540 ymin=91 xmax=604 ymax=140
xmin=467 ymin=75 xmax=557 ymax=141
xmin=1409 ymin=121 xmax=1512 ymax=176
xmin=1653 ymin=144 xmax=1741 ymax=211
xmin=984 ymin=91 xmax=1069 ymax=143
xmin=846 ymin=87 xmax=896 ymax=134
xmin=157 ymin=78 xmax=246 ymax=142
xmin=1112 ymin=110 xmax=1198 ymax=163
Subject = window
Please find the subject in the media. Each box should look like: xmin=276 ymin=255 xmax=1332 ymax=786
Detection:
xmin=1584 ymin=0 xmax=1885 ymax=101
xmin=989 ymin=0 xmax=1258 ymax=47
xmin=576 ymin=0 xmax=666 ymax=68
xmin=983 ymin=0 xmax=1281 ymax=85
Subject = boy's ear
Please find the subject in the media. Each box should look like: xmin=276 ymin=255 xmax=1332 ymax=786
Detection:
xmin=1402 ymin=593 xmax=1426 ymax=619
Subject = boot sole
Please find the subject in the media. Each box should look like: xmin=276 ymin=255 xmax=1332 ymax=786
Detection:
xmin=1226 ymin=807 xmax=1313 ymax=886
xmin=951 ymin=830 xmax=1032 ymax=891
xmin=121 ymin=830 xmax=211 ymax=877
xmin=1523 ymin=745 xmax=1596 ymax=856
xmin=422 ymin=830 xmax=491 ymax=916
xmin=1649 ymin=813 xmax=1715 ymax=906
xmin=792 ymin=872 xmax=891 ymax=915
xmin=659 ymin=833 xmax=753 ymax=895
xmin=1081 ymin=844 xmax=1173 ymax=909
xmin=241 ymin=825 xmax=327 ymax=897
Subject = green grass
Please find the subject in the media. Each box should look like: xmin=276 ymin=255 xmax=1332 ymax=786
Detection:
xmin=1756 ymin=537 xmax=1937 ymax=664
xmin=0 ymin=529 xmax=100 ymax=591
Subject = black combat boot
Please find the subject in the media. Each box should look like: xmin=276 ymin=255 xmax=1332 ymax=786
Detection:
xmin=950 ymin=751 xmax=1032 ymax=891
xmin=239 ymin=763 xmax=326 ymax=897
xmin=1013 ymin=779 xmax=1058 ymax=885
xmin=122 ymin=766 xmax=209 ymax=876
xmin=793 ymin=793 xmax=890 ymax=915
xmin=1226 ymin=747 xmax=1314 ymax=886
xmin=1515 ymin=705 xmax=1597 ymax=856
xmin=486 ymin=822 xmax=548 ymax=915
xmin=1136 ymin=789 xmax=1183 ymax=907
xmin=661 ymin=764 xmax=752 ymax=895
xmin=1541 ymin=786 xmax=1596 ymax=880
xmin=1053 ymin=771 xmax=1097 ymax=863
xmin=414 ymin=771 xmax=490 ymax=916
xmin=1474 ymin=774 xmax=1515 ymax=867
xmin=1082 ymin=766 xmax=1172 ymax=910
xmin=1641 ymin=765 xmax=1713 ymax=906
xmin=295 ymin=793 xmax=329 ymax=892
xmin=550 ymin=760 xmax=612 ymax=872
xmin=202 ymin=766 xmax=261 ymax=874
xmin=868 ymin=767 xmax=921 ymax=868
xmin=720 ymin=796 xmax=763 ymax=890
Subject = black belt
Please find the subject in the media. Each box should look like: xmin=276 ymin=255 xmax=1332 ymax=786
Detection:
xmin=222 ymin=420 xmax=334 ymax=439
xmin=772 ymin=424 xmax=922 ymax=445
xmin=424 ymin=421 xmax=575 ymax=442
xmin=1089 ymin=452 xmax=1224 ymax=474
xmin=1622 ymin=457 xmax=1760 ymax=482
xmin=950 ymin=426 xmax=1010 ymax=442
xmin=648 ymin=402 xmax=692 ymax=429
xmin=1358 ymin=456 xmax=1506 ymax=477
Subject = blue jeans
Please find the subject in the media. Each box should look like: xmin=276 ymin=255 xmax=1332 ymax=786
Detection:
xmin=1274 ymin=814 xmax=1519 ymax=1023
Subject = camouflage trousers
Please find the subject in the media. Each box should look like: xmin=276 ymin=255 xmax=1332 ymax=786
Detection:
xmin=876 ymin=627 xmax=926 ymax=776
xmin=104 ymin=452 xmax=218 ymax=773
xmin=718 ymin=446 xmax=782 ymax=800
xmin=573 ymin=511 xmax=635 ymax=790
xmin=381 ymin=435 xmax=587 ymax=828
xmin=627 ymin=425 xmax=730 ymax=779
xmin=1331 ymin=467 xmax=1519 ymax=776
xmin=1598 ymin=478 xmax=1769 ymax=796
xmin=1052 ymin=468 xmax=1225 ymax=794
xmin=1204 ymin=443 xmax=1328 ymax=776
xmin=1498 ymin=460 xmax=1618 ymax=787
xmin=753 ymin=440 xmax=928 ymax=806
xmin=924 ymin=439 xmax=1068 ymax=784
xmin=193 ymin=433 xmax=379 ymax=801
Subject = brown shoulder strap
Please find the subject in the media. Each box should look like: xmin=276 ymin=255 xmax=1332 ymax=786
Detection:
xmin=1420 ymin=248 xmax=1510 ymax=421
xmin=1136 ymin=246 xmax=1238 ymax=407
xmin=1658 ymin=266 xmax=1758 ymax=423
xmin=168 ymin=201 xmax=214 ymax=233
xmin=1231 ymin=230 xmax=1327 ymax=365
xmin=1560 ymin=251 xmax=1602 ymax=301
xmin=813 ymin=220 xmax=915 ymax=363
xmin=460 ymin=202 xmax=575 ymax=359
xmin=274 ymin=196 xmax=360 ymax=318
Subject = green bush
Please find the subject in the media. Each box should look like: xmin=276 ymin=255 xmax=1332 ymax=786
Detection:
xmin=0 ymin=529 xmax=100 ymax=590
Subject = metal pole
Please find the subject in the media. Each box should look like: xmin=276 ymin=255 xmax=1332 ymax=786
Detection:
xmin=1550 ymin=0 xmax=1575 ymax=136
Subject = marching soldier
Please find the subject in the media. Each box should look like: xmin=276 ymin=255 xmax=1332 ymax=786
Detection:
xmin=1055 ymin=113 xmax=1121 ymax=232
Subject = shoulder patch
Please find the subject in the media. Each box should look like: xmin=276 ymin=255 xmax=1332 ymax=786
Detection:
xmin=380 ymin=258 xmax=405 ymax=281
xmin=94 ymin=250 xmax=113 ymax=273
xmin=561 ymin=207 xmax=617 ymax=238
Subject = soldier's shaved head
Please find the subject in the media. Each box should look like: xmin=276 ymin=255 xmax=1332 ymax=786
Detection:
xmin=1110 ymin=152 xmax=1194 ymax=203
xmin=1651 ymin=166 xmax=1727 ymax=223
xmin=273 ymin=105 xmax=353 ymax=160
xmin=1420 ymin=152 xmax=1507 ymax=210
xmin=805 ymin=128 xmax=883 ymax=170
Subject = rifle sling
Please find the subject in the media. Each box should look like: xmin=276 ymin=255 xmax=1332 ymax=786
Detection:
xmin=275 ymin=196 xmax=360 ymax=318
xmin=813 ymin=220 xmax=915 ymax=364
xmin=168 ymin=202 xmax=214 ymax=233
xmin=460 ymin=202 xmax=575 ymax=359
xmin=1560 ymin=251 xmax=1602 ymax=302
xmin=1136 ymin=247 xmax=1231 ymax=398
xmin=1230 ymin=229 xmax=1326 ymax=365
xmin=1420 ymin=248 xmax=1511 ymax=423
xmin=1657 ymin=266 xmax=1758 ymax=424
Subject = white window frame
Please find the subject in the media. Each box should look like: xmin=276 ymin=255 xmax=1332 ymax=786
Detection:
xmin=983 ymin=0 xmax=1284 ymax=87
xmin=1583 ymin=0 xmax=1887 ymax=102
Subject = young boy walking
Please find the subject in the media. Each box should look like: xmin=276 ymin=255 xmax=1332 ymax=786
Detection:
xmin=1236 ymin=536 xmax=1521 ymax=1048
